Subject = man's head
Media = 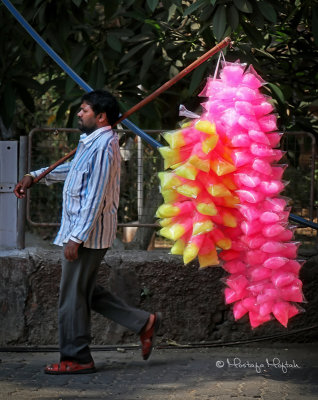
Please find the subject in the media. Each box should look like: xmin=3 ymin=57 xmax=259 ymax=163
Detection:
xmin=77 ymin=90 xmax=120 ymax=133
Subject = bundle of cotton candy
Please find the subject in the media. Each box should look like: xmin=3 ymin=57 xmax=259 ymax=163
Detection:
xmin=200 ymin=61 xmax=304 ymax=328
xmin=157 ymin=118 xmax=239 ymax=268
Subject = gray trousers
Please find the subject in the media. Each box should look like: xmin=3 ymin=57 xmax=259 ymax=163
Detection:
xmin=59 ymin=245 xmax=150 ymax=363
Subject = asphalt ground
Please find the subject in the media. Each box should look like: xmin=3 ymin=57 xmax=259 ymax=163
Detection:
xmin=0 ymin=343 xmax=317 ymax=400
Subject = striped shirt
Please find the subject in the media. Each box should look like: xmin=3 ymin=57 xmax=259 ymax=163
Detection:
xmin=31 ymin=127 xmax=121 ymax=249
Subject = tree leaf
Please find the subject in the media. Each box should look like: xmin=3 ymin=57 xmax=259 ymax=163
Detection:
xmin=227 ymin=4 xmax=239 ymax=31
xmin=233 ymin=0 xmax=253 ymax=14
xmin=267 ymin=83 xmax=285 ymax=104
xmin=147 ymin=0 xmax=159 ymax=12
xmin=312 ymin=5 xmax=318 ymax=46
xmin=107 ymin=34 xmax=122 ymax=53
xmin=212 ymin=5 xmax=226 ymax=41
xmin=140 ymin=44 xmax=156 ymax=80
xmin=188 ymin=63 xmax=208 ymax=95
xmin=210 ymin=0 xmax=217 ymax=6
xmin=257 ymin=1 xmax=277 ymax=23
xmin=72 ymin=0 xmax=82 ymax=6
xmin=0 ymin=84 xmax=16 ymax=128
xmin=120 ymin=41 xmax=153 ymax=64
xmin=184 ymin=0 xmax=208 ymax=16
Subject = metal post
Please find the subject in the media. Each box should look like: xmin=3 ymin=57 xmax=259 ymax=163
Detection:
xmin=137 ymin=136 xmax=144 ymax=220
xmin=17 ymin=136 xmax=28 ymax=249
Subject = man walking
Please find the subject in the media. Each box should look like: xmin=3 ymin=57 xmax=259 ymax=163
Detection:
xmin=14 ymin=90 xmax=161 ymax=374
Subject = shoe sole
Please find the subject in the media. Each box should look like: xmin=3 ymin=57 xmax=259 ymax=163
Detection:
xmin=44 ymin=367 xmax=97 ymax=375
xmin=143 ymin=311 xmax=162 ymax=361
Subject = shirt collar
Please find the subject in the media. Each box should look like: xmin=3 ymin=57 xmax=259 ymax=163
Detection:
xmin=80 ymin=126 xmax=112 ymax=146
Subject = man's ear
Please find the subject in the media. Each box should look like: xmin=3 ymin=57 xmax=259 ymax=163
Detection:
xmin=98 ymin=112 xmax=108 ymax=124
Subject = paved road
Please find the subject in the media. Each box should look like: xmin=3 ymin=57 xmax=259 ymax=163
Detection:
xmin=0 ymin=343 xmax=317 ymax=400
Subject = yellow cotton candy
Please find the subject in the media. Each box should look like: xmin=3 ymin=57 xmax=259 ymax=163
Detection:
xmin=176 ymin=183 xmax=201 ymax=198
xmin=193 ymin=220 xmax=214 ymax=235
xmin=195 ymin=120 xmax=216 ymax=134
xmin=198 ymin=248 xmax=219 ymax=268
xmin=222 ymin=176 xmax=237 ymax=191
xmin=160 ymin=224 xmax=185 ymax=241
xmin=174 ymin=163 xmax=199 ymax=180
xmin=210 ymin=159 xmax=236 ymax=176
xmin=188 ymin=155 xmax=210 ymax=172
xmin=202 ymin=134 xmax=219 ymax=154
xmin=159 ymin=147 xmax=181 ymax=169
xmin=163 ymin=130 xmax=186 ymax=149
xmin=156 ymin=204 xmax=180 ymax=218
xmin=183 ymin=243 xmax=200 ymax=264
xmin=158 ymin=217 xmax=174 ymax=227
xmin=158 ymin=172 xmax=182 ymax=190
xmin=216 ymin=238 xmax=232 ymax=250
xmin=161 ymin=189 xmax=180 ymax=203
xmin=223 ymin=212 xmax=237 ymax=228
xmin=222 ymin=196 xmax=240 ymax=208
xmin=196 ymin=202 xmax=218 ymax=216
xmin=207 ymin=184 xmax=232 ymax=198
xmin=170 ymin=239 xmax=186 ymax=255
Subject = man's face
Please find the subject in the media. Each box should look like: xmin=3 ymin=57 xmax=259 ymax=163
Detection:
xmin=77 ymin=102 xmax=98 ymax=133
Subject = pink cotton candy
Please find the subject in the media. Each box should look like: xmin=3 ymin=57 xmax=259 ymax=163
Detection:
xmin=280 ymin=280 xmax=304 ymax=302
xmin=223 ymin=260 xmax=247 ymax=274
xmin=267 ymin=132 xmax=283 ymax=147
xmin=283 ymin=260 xmax=304 ymax=274
xmin=259 ymin=180 xmax=285 ymax=195
xmin=272 ymin=271 xmax=297 ymax=288
xmin=264 ymin=256 xmax=288 ymax=269
xmin=242 ymin=73 xmax=263 ymax=89
xmin=280 ymin=242 xmax=300 ymax=259
xmin=249 ymin=266 xmax=272 ymax=281
xmin=262 ymin=223 xmax=285 ymax=238
xmin=261 ymin=241 xmax=286 ymax=254
xmin=250 ymin=143 xmax=275 ymax=157
xmin=233 ymin=301 xmax=248 ymax=319
xmin=253 ymin=101 xmax=274 ymax=117
xmin=220 ymin=108 xmax=240 ymax=128
xmin=237 ymin=86 xmax=260 ymax=102
xmin=259 ymin=211 xmax=280 ymax=224
xmin=252 ymin=158 xmax=272 ymax=175
xmin=248 ymin=130 xmax=270 ymax=145
xmin=241 ymin=220 xmax=262 ymax=236
xmin=238 ymin=204 xmax=261 ymax=221
xmin=234 ymin=173 xmax=260 ymax=188
xmin=259 ymin=300 xmax=275 ymax=317
xmin=245 ymin=249 xmax=267 ymax=266
xmin=224 ymin=287 xmax=248 ymax=304
xmin=236 ymin=189 xmax=264 ymax=204
xmin=257 ymin=288 xmax=280 ymax=303
xmin=271 ymin=165 xmax=287 ymax=180
xmin=226 ymin=275 xmax=249 ymax=295
xmin=238 ymin=115 xmax=260 ymax=131
xmin=221 ymin=64 xmax=244 ymax=85
xmin=235 ymin=101 xmax=255 ymax=115
xmin=258 ymin=115 xmax=278 ymax=132
xmin=272 ymin=301 xmax=291 ymax=327
xmin=231 ymin=134 xmax=251 ymax=147
xmin=232 ymin=150 xmax=254 ymax=167
xmin=242 ymin=234 xmax=267 ymax=249
xmin=242 ymin=297 xmax=259 ymax=312
xmin=249 ymin=311 xmax=271 ymax=328
xmin=263 ymin=197 xmax=288 ymax=212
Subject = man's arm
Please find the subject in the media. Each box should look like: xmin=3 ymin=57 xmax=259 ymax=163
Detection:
xmin=13 ymin=162 xmax=72 ymax=199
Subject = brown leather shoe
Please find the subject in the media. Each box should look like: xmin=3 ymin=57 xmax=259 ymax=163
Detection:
xmin=140 ymin=312 xmax=162 ymax=360
xmin=44 ymin=360 xmax=96 ymax=375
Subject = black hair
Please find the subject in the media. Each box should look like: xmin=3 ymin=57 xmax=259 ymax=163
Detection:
xmin=81 ymin=90 xmax=120 ymax=126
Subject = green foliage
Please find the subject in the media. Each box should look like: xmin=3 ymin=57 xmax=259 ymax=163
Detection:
xmin=0 ymin=0 xmax=317 ymax=139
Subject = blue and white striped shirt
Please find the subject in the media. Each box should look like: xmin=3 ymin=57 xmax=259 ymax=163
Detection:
xmin=31 ymin=127 xmax=121 ymax=249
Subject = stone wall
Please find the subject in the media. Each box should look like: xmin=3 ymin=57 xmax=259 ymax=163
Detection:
xmin=0 ymin=247 xmax=317 ymax=347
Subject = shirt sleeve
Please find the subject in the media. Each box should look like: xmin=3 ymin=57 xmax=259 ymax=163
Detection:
xmin=69 ymin=142 xmax=113 ymax=243
xmin=31 ymin=162 xmax=72 ymax=185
